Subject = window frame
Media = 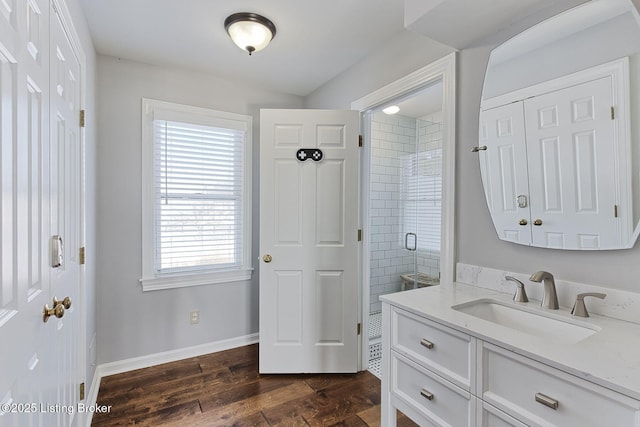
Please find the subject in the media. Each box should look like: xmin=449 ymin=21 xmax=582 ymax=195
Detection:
xmin=140 ymin=98 xmax=253 ymax=291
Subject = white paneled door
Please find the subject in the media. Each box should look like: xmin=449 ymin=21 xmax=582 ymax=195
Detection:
xmin=479 ymin=75 xmax=619 ymax=249
xmin=478 ymin=102 xmax=531 ymax=245
xmin=524 ymin=76 xmax=618 ymax=249
xmin=0 ymin=1 xmax=82 ymax=426
xmin=49 ymin=5 xmax=82 ymax=426
xmin=259 ymin=109 xmax=360 ymax=373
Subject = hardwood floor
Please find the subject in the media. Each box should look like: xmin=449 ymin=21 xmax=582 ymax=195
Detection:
xmin=92 ymin=344 xmax=418 ymax=426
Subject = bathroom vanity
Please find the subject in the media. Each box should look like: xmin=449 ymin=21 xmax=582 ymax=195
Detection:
xmin=381 ymin=283 xmax=640 ymax=426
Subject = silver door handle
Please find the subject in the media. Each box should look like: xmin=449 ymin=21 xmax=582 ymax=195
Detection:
xmin=405 ymin=233 xmax=417 ymax=251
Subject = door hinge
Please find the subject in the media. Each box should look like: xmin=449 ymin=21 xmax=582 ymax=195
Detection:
xmin=614 ymin=204 xmax=618 ymax=218
xmin=79 ymin=246 xmax=86 ymax=265
xmin=80 ymin=109 xmax=86 ymax=128
xmin=357 ymin=229 xmax=362 ymax=242
xmin=357 ymin=323 xmax=361 ymax=335
xmin=79 ymin=382 xmax=85 ymax=400
xmin=611 ymin=106 xmax=615 ymax=120
xmin=358 ymin=134 xmax=363 ymax=147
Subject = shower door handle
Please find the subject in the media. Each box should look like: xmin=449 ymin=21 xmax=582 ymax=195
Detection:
xmin=405 ymin=233 xmax=417 ymax=251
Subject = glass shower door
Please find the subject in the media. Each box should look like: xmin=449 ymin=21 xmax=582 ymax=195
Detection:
xmin=400 ymin=134 xmax=420 ymax=290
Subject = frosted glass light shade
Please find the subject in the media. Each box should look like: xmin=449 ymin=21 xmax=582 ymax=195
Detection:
xmin=225 ymin=13 xmax=276 ymax=55
xmin=382 ymin=105 xmax=400 ymax=115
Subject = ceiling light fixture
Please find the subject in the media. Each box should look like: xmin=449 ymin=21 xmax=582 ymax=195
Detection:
xmin=382 ymin=105 xmax=400 ymax=115
xmin=224 ymin=12 xmax=276 ymax=56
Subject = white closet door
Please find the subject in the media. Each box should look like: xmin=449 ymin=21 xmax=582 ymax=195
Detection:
xmin=0 ymin=2 xmax=83 ymax=425
xmin=0 ymin=0 xmax=56 ymax=425
xmin=479 ymin=102 xmax=532 ymax=245
xmin=524 ymin=76 xmax=619 ymax=249
xmin=49 ymin=5 xmax=83 ymax=425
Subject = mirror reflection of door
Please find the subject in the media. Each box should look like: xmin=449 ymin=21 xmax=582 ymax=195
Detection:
xmin=479 ymin=0 xmax=640 ymax=250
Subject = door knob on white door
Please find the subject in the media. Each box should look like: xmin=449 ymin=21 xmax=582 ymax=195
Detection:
xmin=263 ymin=254 xmax=272 ymax=263
xmin=53 ymin=296 xmax=72 ymax=310
xmin=43 ymin=304 xmax=65 ymax=323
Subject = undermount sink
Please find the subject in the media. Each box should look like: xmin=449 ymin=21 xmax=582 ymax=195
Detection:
xmin=452 ymin=298 xmax=600 ymax=344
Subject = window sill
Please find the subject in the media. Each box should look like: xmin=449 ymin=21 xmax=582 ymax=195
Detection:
xmin=140 ymin=268 xmax=253 ymax=292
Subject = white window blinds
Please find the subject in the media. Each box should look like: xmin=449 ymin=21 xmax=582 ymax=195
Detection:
xmin=153 ymin=119 xmax=246 ymax=275
xmin=401 ymin=148 xmax=442 ymax=253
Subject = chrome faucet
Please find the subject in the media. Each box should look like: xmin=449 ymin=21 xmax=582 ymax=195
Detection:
xmin=529 ymin=271 xmax=559 ymax=309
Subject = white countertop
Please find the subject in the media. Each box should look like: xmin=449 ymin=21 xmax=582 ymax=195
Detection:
xmin=380 ymin=282 xmax=640 ymax=400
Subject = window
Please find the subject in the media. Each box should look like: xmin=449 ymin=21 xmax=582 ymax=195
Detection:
xmin=401 ymin=148 xmax=442 ymax=253
xmin=141 ymin=99 xmax=252 ymax=291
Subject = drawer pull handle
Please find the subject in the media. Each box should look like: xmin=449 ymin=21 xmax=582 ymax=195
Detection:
xmin=420 ymin=338 xmax=434 ymax=349
xmin=535 ymin=393 xmax=559 ymax=410
xmin=420 ymin=388 xmax=434 ymax=401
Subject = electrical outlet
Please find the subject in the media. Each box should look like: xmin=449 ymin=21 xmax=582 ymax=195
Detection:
xmin=190 ymin=310 xmax=199 ymax=324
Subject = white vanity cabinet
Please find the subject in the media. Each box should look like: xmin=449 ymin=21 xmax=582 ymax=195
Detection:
xmin=479 ymin=342 xmax=640 ymax=427
xmin=382 ymin=302 xmax=640 ymax=427
xmin=382 ymin=305 xmax=477 ymax=426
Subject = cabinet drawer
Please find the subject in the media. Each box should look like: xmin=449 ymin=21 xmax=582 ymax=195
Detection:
xmin=391 ymin=351 xmax=475 ymax=427
xmin=480 ymin=342 xmax=640 ymax=427
xmin=391 ymin=306 xmax=475 ymax=391
xmin=477 ymin=399 xmax=527 ymax=427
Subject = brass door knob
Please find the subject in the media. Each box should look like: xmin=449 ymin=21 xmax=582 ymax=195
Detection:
xmin=533 ymin=219 xmax=543 ymax=226
xmin=263 ymin=254 xmax=272 ymax=263
xmin=53 ymin=296 xmax=72 ymax=309
xmin=43 ymin=303 xmax=64 ymax=323
xmin=519 ymin=219 xmax=528 ymax=226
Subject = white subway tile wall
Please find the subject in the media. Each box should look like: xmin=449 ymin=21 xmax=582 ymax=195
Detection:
xmin=368 ymin=111 xmax=443 ymax=314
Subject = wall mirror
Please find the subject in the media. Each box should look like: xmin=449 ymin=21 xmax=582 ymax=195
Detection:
xmin=478 ymin=0 xmax=640 ymax=250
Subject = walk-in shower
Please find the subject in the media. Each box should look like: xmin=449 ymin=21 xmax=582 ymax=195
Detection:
xmin=365 ymin=84 xmax=444 ymax=377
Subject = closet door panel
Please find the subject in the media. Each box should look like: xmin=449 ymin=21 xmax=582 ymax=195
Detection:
xmin=524 ymin=76 xmax=619 ymax=249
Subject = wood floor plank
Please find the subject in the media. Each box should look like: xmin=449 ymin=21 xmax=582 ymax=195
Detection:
xmin=325 ymin=414 xmax=370 ymax=427
xmin=357 ymin=405 xmax=419 ymax=427
xmin=261 ymin=372 xmax=379 ymax=427
xmin=199 ymin=382 xmax=315 ymax=424
xmin=91 ymin=344 xmax=413 ymax=426
xmin=356 ymin=406 xmax=382 ymax=427
xmin=200 ymin=375 xmax=301 ymax=408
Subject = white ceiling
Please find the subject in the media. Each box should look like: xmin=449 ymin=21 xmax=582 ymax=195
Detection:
xmin=377 ymin=81 xmax=444 ymax=119
xmin=79 ymin=0 xmax=407 ymax=97
xmin=405 ymin=0 xmax=570 ymax=49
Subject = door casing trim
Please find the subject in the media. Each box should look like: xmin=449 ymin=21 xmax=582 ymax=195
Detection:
xmin=351 ymin=52 xmax=457 ymax=371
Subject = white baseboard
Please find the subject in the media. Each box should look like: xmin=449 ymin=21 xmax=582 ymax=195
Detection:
xmin=84 ymin=367 xmax=102 ymax=427
xmin=84 ymin=333 xmax=259 ymax=426
xmin=98 ymin=333 xmax=259 ymax=377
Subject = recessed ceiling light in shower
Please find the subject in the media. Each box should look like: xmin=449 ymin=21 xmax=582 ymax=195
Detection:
xmin=382 ymin=105 xmax=400 ymax=115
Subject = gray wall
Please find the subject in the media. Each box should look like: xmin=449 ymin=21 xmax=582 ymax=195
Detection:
xmin=95 ymin=56 xmax=303 ymax=364
xmin=65 ymin=0 xmax=99 ymax=399
xmin=307 ymin=28 xmax=640 ymax=294
xmin=305 ymin=31 xmax=453 ymax=109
